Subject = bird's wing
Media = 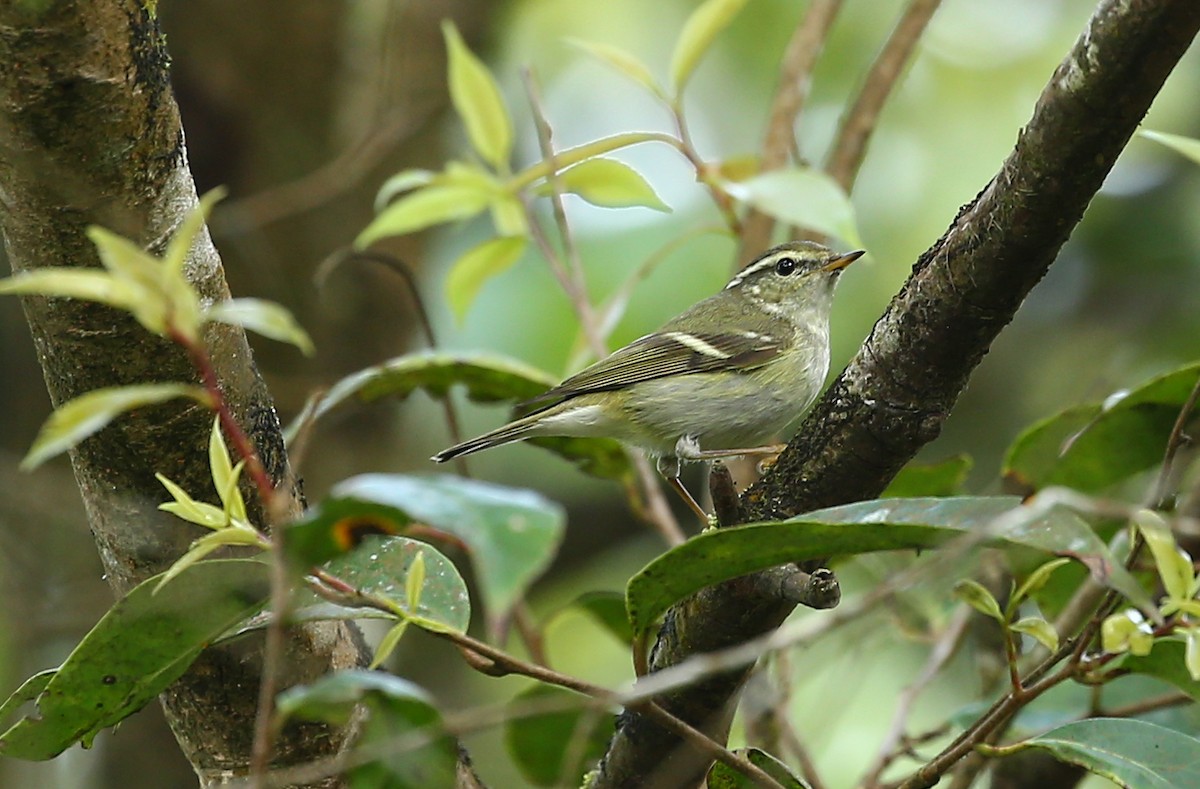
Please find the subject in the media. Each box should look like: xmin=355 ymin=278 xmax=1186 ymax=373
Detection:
xmin=519 ymin=329 xmax=782 ymax=411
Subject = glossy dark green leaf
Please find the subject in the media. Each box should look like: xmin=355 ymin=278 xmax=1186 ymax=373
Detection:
xmin=1008 ymin=718 xmax=1200 ymax=788
xmin=625 ymin=496 xmax=1146 ymax=635
xmin=295 ymin=535 xmax=470 ymax=636
xmin=0 ymin=560 xmax=268 ymax=759
xmin=1117 ymin=639 xmax=1200 ymax=703
xmin=277 ymin=670 xmax=456 ymax=789
xmin=299 ymin=350 xmax=632 ymax=481
xmin=565 ymin=590 xmax=635 ymax=645
xmin=504 ymin=684 xmax=615 ymax=787
xmin=1003 ymin=362 xmax=1200 ymax=493
xmin=293 ymin=474 xmax=562 ymax=626
xmin=706 ymin=747 xmax=809 ymax=789
xmin=883 ymin=455 xmax=973 ymax=498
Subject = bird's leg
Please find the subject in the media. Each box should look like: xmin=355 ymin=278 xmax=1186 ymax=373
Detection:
xmin=655 ymin=452 xmax=710 ymax=522
xmin=679 ymin=444 xmax=787 ymax=461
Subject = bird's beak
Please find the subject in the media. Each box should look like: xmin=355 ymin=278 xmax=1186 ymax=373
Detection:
xmin=822 ymin=249 xmax=866 ymax=273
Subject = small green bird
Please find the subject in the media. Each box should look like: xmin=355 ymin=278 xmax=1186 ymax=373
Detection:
xmin=433 ymin=240 xmax=863 ymax=517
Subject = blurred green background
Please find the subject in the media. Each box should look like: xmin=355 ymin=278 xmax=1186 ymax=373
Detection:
xmin=1 ymin=1 xmax=1198 ymax=787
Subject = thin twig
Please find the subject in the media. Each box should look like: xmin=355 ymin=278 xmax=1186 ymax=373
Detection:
xmin=1149 ymin=371 xmax=1200 ymax=509
xmin=859 ymin=607 xmax=969 ymax=788
xmin=1097 ymin=689 xmax=1192 ymax=719
xmin=737 ymin=0 xmax=844 ymax=266
xmin=316 ymin=248 xmax=472 ymax=476
xmin=825 ymin=0 xmax=943 ymax=191
xmin=521 ymin=67 xmax=686 ymax=546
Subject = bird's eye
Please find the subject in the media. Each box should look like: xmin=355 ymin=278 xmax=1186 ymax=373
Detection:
xmin=774 ymin=257 xmax=798 ymax=276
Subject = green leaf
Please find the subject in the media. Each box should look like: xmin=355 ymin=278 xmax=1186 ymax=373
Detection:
xmin=563 ymin=590 xmax=635 ymax=645
xmin=0 ymin=559 xmax=268 ymax=759
xmin=1011 ymin=616 xmax=1059 ymax=652
xmin=300 ymin=350 xmax=633 ymax=481
xmin=374 ymin=168 xmax=438 ymax=212
xmin=954 ymin=579 xmax=1005 ymax=622
xmin=1006 ymin=718 xmax=1200 ymax=789
xmin=442 ymin=20 xmax=513 ymax=170
xmin=1141 ymin=130 xmax=1200 ymax=167
xmin=320 ymin=475 xmax=564 ymax=628
xmin=370 ymin=620 xmax=410 ymax=670
xmin=155 ymin=526 xmax=265 ymax=592
xmin=1012 ymin=558 xmax=1073 ymax=608
xmin=1102 ymin=610 xmax=1155 ymax=657
xmin=22 ymin=383 xmax=211 ymax=470
xmin=205 ymin=415 xmax=244 ymax=520
xmin=445 ymin=236 xmax=527 ymax=322
xmin=204 ymin=298 xmax=315 ymax=356
xmin=277 ymin=670 xmax=457 ymax=789
xmin=541 ymin=158 xmax=671 ymax=212
xmin=722 ymin=167 xmax=862 ymax=247
xmin=1003 ymin=362 xmax=1200 ymax=493
xmin=1118 ymin=639 xmax=1200 ymax=700
xmin=490 ymin=194 xmax=529 ymax=236
xmin=156 ymin=472 xmax=227 ymax=529
xmin=625 ymin=496 xmax=1147 ymax=635
xmin=504 ymin=684 xmax=615 ymax=787
xmin=356 ymin=182 xmax=493 ymax=249
xmin=1135 ymin=509 xmax=1194 ymax=603
xmin=883 ymin=455 xmax=973 ymax=498
xmin=669 ymin=0 xmax=751 ymax=94
xmin=707 ymin=747 xmax=809 ymax=789
xmin=567 ymin=39 xmax=664 ymax=98
xmin=0 ymin=269 xmax=151 ymax=323
xmin=1187 ymin=630 xmax=1200 ymax=682
xmin=295 ymin=535 xmax=470 ymax=635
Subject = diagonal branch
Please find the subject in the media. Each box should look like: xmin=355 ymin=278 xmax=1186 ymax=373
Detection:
xmin=590 ymin=1 xmax=1200 ymax=786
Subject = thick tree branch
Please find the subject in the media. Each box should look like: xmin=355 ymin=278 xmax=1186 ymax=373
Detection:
xmin=0 ymin=2 xmax=366 ymax=785
xmin=591 ymin=1 xmax=1200 ymax=786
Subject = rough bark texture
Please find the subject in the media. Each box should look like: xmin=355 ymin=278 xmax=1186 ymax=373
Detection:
xmin=592 ymin=0 xmax=1200 ymax=786
xmin=0 ymin=2 xmax=367 ymax=785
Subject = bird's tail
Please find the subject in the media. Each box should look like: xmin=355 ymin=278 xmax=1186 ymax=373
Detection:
xmin=430 ymin=415 xmax=541 ymax=463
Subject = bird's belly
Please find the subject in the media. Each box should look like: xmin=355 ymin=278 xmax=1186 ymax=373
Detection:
xmin=627 ymin=372 xmax=814 ymax=452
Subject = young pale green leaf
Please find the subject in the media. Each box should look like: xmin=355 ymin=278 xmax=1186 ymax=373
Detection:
xmin=164 ymin=188 xmax=226 ymax=275
xmin=356 ymin=182 xmax=493 ymax=248
xmin=504 ymin=684 xmax=615 ymax=787
xmin=1187 ymin=629 xmax=1200 ymax=682
xmin=324 ymin=475 xmax=564 ymax=629
xmin=88 ymin=225 xmax=202 ymax=341
xmin=490 ymin=194 xmax=529 ymax=237
xmin=954 ymin=580 xmax=1005 ymax=622
xmin=1101 ymin=610 xmax=1154 ymax=657
xmin=542 ymin=158 xmax=671 ymax=212
xmin=204 ymin=298 xmax=315 ymax=356
xmin=22 ymin=383 xmax=211 ymax=470
xmin=722 ymin=167 xmax=862 ymax=247
xmin=1141 ymin=129 xmax=1200 ymax=166
xmin=706 ymin=748 xmax=809 ymax=789
xmin=669 ymin=0 xmax=751 ymax=94
xmin=445 ymin=236 xmax=527 ymax=322
xmin=298 ymin=350 xmax=632 ymax=480
xmin=405 ymin=551 xmax=427 ymax=613
xmin=1135 ymin=509 xmax=1194 ymax=602
xmin=0 ymin=269 xmax=154 ymax=326
xmin=442 ymin=20 xmax=513 ymax=170
xmin=154 ymin=527 xmax=265 ymax=592
xmin=156 ymin=472 xmax=227 ymax=530
xmin=567 ymin=39 xmax=664 ymax=98
xmin=208 ymin=415 xmax=235 ymax=502
xmin=1011 ymin=616 xmax=1059 ymax=652
xmin=1012 ymin=557 xmax=1072 ymax=609
xmin=219 ymin=461 xmax=248 ymax=524
xmin=374 ymin=168 xmax=438 ymax=213
xmin=625 ymin=496 xmax=1149 ymax=635
xmin=1003 ymin=362 xmax=1200 ymax=493
xmin=369 ymin=620 xmax=410 ymax=670
xmin=276 ymin=670 xmax=457 ymax=789
xmin=0 ymin=559 xmax=268 ymax=759
xmin=1003 ymin=718 xmax=1200 ymax=789
xmin=883 ymin=455 xmax=973 ymax=498
xmin=291 ymin=534 xmax=470 ymax=634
